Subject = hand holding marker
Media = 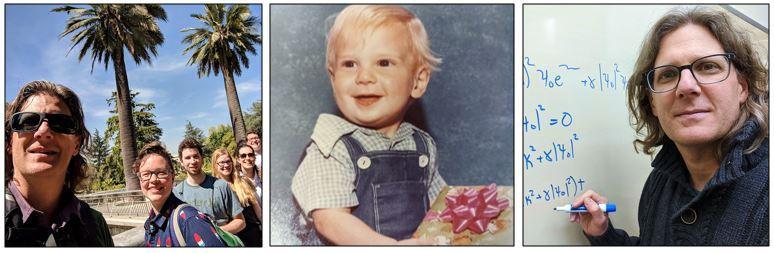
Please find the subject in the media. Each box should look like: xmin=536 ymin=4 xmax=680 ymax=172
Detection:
xmin=554 ymin=203 xmax=616 ymax=213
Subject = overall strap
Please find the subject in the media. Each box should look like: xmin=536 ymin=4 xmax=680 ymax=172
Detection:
xmin=340 ymin=134 xmax=367 ymax=185
xmin=411 ymin=132 xmax=429 ymax=155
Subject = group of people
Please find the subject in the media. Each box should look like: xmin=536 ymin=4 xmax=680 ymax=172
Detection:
xmin=5 ymin=80 xmax=263 ymax=247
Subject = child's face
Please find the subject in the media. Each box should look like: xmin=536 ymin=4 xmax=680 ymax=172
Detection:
xmin=329 ymin=22 xmax=429 ymax=137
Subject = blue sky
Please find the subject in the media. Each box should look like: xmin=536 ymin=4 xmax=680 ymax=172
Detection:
xmin=5 ymin=4 xmax=262 ymax=154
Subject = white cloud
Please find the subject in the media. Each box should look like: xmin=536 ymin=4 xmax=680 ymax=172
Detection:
xmin=212 ymin=89 xmax=227 ymax=109
xmin=141 ymin=56 xmax=188 ymax=73
xmin=190 ymin=112 xmax=209 ymax=119
xmin=133 ymin=87 xmax=160 ymax=104
xmin=92 ymin=109 xmax=112 ymax=118
xmin=237 ymin=80 xmax=261 ymax=93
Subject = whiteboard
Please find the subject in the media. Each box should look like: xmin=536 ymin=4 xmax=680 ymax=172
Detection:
xmin=523 ymin=5 xmax=768 ymax=245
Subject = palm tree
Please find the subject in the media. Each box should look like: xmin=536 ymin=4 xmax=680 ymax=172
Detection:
xmin=53 ymin=4 xmax=167 ymax=190
xmin=182 ymin=4 xmax=261 ymax=142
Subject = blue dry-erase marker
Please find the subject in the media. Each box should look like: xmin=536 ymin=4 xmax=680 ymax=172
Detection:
xmin=554 ymin=203 xmax=616 ymax=213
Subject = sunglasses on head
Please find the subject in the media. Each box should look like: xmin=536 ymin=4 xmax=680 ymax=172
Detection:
xmin=239 ymin=153 xmax=256 ymax=159
xmin=10 ymin=112 xmax=79 ymax=134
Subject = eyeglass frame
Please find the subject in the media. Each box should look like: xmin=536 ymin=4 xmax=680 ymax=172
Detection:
xmin=9 ymin=111 xmax=80 ymax=134
xmin=137 ymin=169 xmax=173 ymax=181
xmin=645 ymin=53 xmax=735 ymax=93
xmin=239 ymin=153 xmax=256 ymax=159
xmin=216 ymin=159 xmax=233 ymax=167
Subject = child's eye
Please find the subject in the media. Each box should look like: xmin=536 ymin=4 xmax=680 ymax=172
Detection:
xmin=377 ymin=59 xmax=392 ymax=67
xmin=342 ymin=60 xmax=356 ymax=68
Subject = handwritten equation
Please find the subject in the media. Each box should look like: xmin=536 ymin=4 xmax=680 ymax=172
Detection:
xmin=523 ymin=133 xmax=579 ymax=170
xmin=523 ymin=104 xmax=574 ymax=133
xmin=523 ymin=57 xmax=629 ymax=93
xmin=524 ymin=175 xmax=587 ymax=207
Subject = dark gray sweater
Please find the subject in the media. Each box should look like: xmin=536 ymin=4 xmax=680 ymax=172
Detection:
xmin=587 ymin=120 xmax=769 ymax=245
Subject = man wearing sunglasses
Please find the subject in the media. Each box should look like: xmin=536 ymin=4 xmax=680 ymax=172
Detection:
xmin=5 ymin=80 xmax=113 ymax=246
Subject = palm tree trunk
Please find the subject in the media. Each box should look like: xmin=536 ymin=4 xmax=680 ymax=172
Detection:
xmin=220 ymin=65 xmax=247 ymax=143
xmin=113 ymin=49 xmax=140 ymax=190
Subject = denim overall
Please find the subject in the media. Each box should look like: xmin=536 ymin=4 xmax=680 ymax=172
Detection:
xmin=341 ymin=132 xmax=431 ymax=240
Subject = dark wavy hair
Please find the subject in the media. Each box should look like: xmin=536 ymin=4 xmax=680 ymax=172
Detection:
xmin=627 ymin=7 xmax=768 ymax=159
xmin=177 ymin=137 xmax=204 ymax=159
xmin=5 ymin=80 xmax=91 ymax=193
xmin=133 ymin=141 xmax=175 ymax=174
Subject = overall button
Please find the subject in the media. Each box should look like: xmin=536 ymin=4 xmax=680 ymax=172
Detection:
xmin=357 ymin=156 xmax=371 ymax=170
xmin=418 ymin=154 xmax=429 ymax=168
xmin=680 ymin=208 xmax=697 ymax=225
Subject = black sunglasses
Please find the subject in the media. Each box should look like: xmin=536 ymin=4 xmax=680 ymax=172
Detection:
xmin=239 ymin=153 xmax=256 ymax=159
xmin=10 ymin=112 xmax=79 ymax=134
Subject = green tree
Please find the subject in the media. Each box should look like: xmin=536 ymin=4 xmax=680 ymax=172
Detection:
xmin=104 ymin=91 xmax=163 ymax=187
xmin=184 ymin=120 xmax=210 ymax=158
xmin=54 ymin=4 xmax=167 ymax=190
xmin=181 ymin=4 xmax=261 ymax=144
xmin=84 ymin=129 xmax=110 ymax=192
xmin=244 ymin=100 xmax=262 ymax=135
xmin=204 ymin=124 xmax=236 ymax=157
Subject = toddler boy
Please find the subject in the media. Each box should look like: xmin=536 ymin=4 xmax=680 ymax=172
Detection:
xmin=291 ymin=5 xmax=447 ymax=245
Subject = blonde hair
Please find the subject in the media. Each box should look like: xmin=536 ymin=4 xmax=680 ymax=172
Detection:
xmin=326 ymin=5 xmax=442 ymax=74
xmin=628 ymin=7 xmax=768 ymax=159
xmin=211 ymin=148 xmax=257 ymax=207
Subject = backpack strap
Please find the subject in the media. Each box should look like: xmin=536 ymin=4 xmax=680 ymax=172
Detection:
xmin=172 ymin=204 xmax=190 ymax=247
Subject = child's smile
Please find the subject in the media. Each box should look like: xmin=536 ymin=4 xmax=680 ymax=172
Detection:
xmin=329 ymin=21 xmax=429 ymax=138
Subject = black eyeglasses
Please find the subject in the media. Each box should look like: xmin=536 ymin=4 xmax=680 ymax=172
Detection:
xmin=646 ymin=53 xmax=735 ymax=93
xmin=137 ymin=170 xmax=171 ymax=181
xmin=239 ymin=153 xmax=256 ymax=159
xmin=10 ymin=112 xmax=79 ymax=134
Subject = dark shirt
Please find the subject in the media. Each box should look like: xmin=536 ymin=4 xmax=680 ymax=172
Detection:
xmin=587 ymin=120 xmax=769 ymax=245
xmin=5 ymin=182 xmax=113 ymax=247
xmin=143 ymin=194 xmax=224 ymax=247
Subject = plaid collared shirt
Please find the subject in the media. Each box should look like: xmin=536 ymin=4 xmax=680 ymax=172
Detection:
xmin=291 ymin=114 xmax=447 ymax=219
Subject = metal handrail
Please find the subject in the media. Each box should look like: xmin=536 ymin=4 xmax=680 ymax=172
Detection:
xmin=79 ymin=190 xmax=150 ymax=218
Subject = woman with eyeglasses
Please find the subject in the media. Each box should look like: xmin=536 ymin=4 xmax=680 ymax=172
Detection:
xmin=211 ymin=148 xmax=262 ymax=246
xmin=5 ymin=80 xmax=113 ymax=246
xmin=571 ymin=7 xmax=768 ymax=245
xmin=135 ymin=141 xmax=224 ymax=247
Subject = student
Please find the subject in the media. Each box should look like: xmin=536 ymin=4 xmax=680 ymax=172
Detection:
xmin=572 ymin=7 xmax=768 ymax=245
xmin=212 ymin=148 xmax=263 ymax=246
xmin=173 ymin=138 xmax=245 ymax=235
xmin=236 ymin=141 xmax=262 ymax=200
xmin=291 ymin=5 xmax=446 ymax=245
xmin=246 ymin=130 xmax=262 ymax=172
xmin=5 ymin=80 xmax=113 ymax=246
xmin=136 ymin=141 xmax=224 ymax=247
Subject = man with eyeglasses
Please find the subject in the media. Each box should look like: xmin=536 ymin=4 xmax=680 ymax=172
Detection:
xmin=246 ymin=131 xmax=262 ymax=176
xmin=173 ymin=138 xmax=246 ymax=235
xmin=5 ymin=80 xmax=113 ymax=246
xmin=571 ymin=7 xmax=769 ymax=245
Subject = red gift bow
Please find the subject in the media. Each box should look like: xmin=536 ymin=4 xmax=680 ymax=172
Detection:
xmin=423 ymin=183 xmax=510 ymax=234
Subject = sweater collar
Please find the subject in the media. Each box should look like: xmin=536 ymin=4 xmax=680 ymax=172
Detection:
xmin=652 ymin=120 xmax=764 ymax=192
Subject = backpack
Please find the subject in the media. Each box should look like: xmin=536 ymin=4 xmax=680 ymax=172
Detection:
xmin=172 ymin=204 xmax=244 ymax=247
